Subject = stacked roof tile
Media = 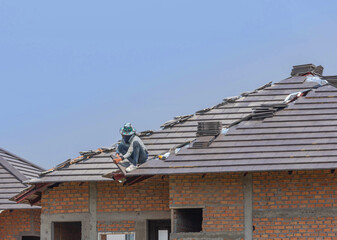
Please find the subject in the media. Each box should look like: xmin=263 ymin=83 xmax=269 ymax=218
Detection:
xmin=0 ymin=148 xmax=43 ymax=209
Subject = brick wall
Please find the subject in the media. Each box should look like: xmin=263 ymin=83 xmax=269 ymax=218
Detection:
xmin=97 ymin=220 xmax=135 ymax=232
xmin=170 ymin=173 xmax=244 ymax=233
xmin=41 ymin=182 xmax=89 ymax=214
xmin=0 ymin=209 xmax=41 ymax=240
xmin=97 ymin=175 xmax=169 ymax=212
xmin=37 ymin=169 xmax=337 ymax=239
xmin=253 ymin=170 xmax=337 ymax=239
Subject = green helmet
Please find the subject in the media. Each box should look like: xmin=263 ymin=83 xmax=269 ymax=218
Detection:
xmin=120 ymin=123 xmax=136 ymax=136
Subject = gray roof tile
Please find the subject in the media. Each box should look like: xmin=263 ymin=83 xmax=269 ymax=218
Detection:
xmin=0 ymin=148 xmax=44 ymax=209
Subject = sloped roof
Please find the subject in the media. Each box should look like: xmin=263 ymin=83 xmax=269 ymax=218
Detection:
xmin=130 ymin=81 xmax=337 ymax=175
xmin=0 ymin=148 xmax=44 ymax=209
xmin=27 ymin=73 xmax=326 ymax=183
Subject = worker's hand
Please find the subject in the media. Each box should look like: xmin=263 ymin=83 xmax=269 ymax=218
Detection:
xmin=113 ymin=155 xmax=123 ymax=164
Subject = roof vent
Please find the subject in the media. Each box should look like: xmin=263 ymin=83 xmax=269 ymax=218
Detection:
xmin=291 ymin=64 xmax=324 ymax=76
xmin=196 ymin=121 xmax=222 ymax=137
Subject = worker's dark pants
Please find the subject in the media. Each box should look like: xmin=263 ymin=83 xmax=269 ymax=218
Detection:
xmin=118 ymin=141 xmax=148 ymax=166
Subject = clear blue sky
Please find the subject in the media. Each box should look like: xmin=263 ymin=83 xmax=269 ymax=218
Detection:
xmin=1 ymin=0 xmax=337 ymax=169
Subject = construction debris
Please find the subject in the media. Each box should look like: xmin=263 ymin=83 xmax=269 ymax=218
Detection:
xmin=284 ymin=89 xmax=311 ymax=104
xmin=305 ymin=75 xmax=328 ymax=86
xmin=322 ymin=75 xmax=337 ymax=87
xmin=158 ymin=151 xmax=171 ymax=160
xmin=221 ymin=127 xmax=229 ymax=135
xmin=157 ymin=141 xmax=192 ymax=160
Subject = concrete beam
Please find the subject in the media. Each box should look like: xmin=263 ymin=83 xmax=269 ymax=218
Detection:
xmin=254 ymin=207 xmax=337 ymax=218
xmin=97 ymin=211 xmax=171 ymax=222
xmin=170 ymin=231 xmax=243 ymax=240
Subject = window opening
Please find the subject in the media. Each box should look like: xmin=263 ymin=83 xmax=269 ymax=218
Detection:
xmin=22 ymin=237 xmax=40 ymax=240
xmin=53 ymin=222 xmax=81 ymax=240
xmin=174 ymin=208 xmax=203 ymax=233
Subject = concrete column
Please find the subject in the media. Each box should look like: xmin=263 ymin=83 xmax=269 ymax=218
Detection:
xmin=243 ymin=173 xmax=253 ymax=240
xmin=135 ymin=220 xmax=147 ymax=240
xmin=40 ymin=216 xmax=51 ymax=240
xmin=89 ymin=182 xmax=98 ymax=240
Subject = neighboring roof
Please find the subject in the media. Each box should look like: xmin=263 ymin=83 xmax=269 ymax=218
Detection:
xmin=27 ymin=71 xmax=329 ymax=183
xmin=131 ymin=80 xmax=337 ymax=175
xmin=0 ymin=148 xmax=44 ymax=209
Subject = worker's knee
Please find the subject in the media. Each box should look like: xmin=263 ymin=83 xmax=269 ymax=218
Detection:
xmin=117 ymin=143 xmax=128 ymax=154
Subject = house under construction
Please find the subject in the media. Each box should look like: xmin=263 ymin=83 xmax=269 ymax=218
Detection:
xmin=9 ymin=64 xmax=337 ymax=240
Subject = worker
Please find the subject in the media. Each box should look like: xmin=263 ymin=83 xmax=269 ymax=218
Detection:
xmin=115 ymin=123 xmax=148 ymax=172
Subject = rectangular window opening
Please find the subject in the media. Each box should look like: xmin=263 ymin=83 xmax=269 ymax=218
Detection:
xmin=175 ymin=208 xmax=203 ymax=233
xmin=53 ymin=222 xmax=81 ymax=240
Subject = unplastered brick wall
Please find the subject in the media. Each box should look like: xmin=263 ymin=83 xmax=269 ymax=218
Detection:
xmin=97 ymin=220 xmax=135 ymax=232
xmin=0 ymin=209 xmax=41 ymax=240
xmin=253 ymin=170 xmax=337 ymax=239
xmin=41 ymin=182 xmax=89 ymax=214
xmin=97 ymin=175 xmax=169 ymax=212
xmin=170 ymin=173 xmax=244 ymax=233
